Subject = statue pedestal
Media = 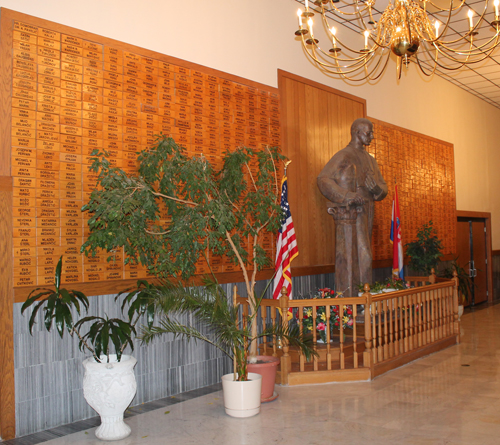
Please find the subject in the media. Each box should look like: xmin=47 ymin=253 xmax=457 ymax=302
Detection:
xmin=328 ymin=204 xmax=362 ymax=298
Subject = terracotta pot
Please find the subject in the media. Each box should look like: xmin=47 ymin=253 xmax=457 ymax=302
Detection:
xmin=221 ymin=372 xmax=262 ymax=418
xmin=247 ymin=355 xmax=280 ymax=402
xmin=82 ymin=354 xmax=137 ymax=441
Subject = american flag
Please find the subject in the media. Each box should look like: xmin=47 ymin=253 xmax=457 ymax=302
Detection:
xmin=273 ymin=176 xmax=299 ymax=299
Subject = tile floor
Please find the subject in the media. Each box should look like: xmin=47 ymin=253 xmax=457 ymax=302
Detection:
xmin=5 ymin=302 xmax=500 ymax=445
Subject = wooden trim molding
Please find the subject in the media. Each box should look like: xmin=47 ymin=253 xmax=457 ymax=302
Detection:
xmin=0 ymin=6 xmax=15 ymax=439
xmin=456 ymin=210 xmax=492 ymax=219
xmin=492 ymin=250 xmax=500 ymax=256
xmin=0 ymin=178 xmax=14 ymax=440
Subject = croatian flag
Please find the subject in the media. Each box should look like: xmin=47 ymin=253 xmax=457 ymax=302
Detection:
xmin=273 ymin=176 xmax=299 ymax=299
xmin=390 ymin=184 xmax=404 ymax=279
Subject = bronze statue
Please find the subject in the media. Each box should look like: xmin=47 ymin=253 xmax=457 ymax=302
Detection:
xmin=318 ymin=118 xmax=387 ymax=293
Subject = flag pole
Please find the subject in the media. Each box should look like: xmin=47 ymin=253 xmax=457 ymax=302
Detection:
xmin=284 ymin=160 xmax=291 ymax=176
xmin=273 ymin=160 xmax=298 ymax=301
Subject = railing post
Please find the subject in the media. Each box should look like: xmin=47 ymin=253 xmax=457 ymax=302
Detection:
xmin=429 ymin=268 xmax=436 ymax=284
xmin=452 ymin=270 xmax=460 ymax=343
xmin=279 ymin=286 xmax=291 ymax=385
xmin=363 ymin=284 xmax=373 ymax=373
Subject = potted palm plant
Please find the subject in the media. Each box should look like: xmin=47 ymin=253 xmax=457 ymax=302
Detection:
xmin=21 ymin=257 xmax=154 ymax=441
xmin=139 ymin=278 xmax=316 ymax=417
xmin=439 ymin=258 xmax=474 ymax=319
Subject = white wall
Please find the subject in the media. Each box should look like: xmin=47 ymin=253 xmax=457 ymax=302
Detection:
xmin=3 ymin=0 xmax=500 ymax=247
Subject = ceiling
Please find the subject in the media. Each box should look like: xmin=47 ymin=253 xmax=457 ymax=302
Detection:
xmin=294 ymin=0 xmax=500 ymax=109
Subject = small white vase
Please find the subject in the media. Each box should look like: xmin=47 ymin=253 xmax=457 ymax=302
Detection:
xmin=82 ymin=354 xmax=137 ymax=441
xmin=221 ymin=372 xmax=262 ymax=418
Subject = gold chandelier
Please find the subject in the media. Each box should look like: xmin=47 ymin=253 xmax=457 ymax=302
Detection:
xmin=295 ymin=0 xmax=500 ymax=80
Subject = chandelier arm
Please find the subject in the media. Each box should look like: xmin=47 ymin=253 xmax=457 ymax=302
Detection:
xmin=414 ymin=52 xmax=440 ymax=77
xmin=364 ymin=51 xmax=393 ymax=80
xmin=307 ymin=44 xmax=379 ymax=71
xmin=301 ymin=31 xmax=379 ymax=62
xmin=319 ymin=26 xmax=390 ymax=55
xmin=440 ymin=37 xmax=500 ymax=56
xmin=467 ymin=0 xmax=493 ymax=35
xmin=427 ymin=41 xmax=469 ymax=68
xmin=424 ymin=0 xmax=467 ymax=13
xmin=303 ymin=38 xmax=373 ymax=69
xmin=306 ymin=41 xmax=391 ymax=77
xmin=430 ymin=31 xmax=500 ymax=60
xmin=332 ymin=50 xmax=392 ymax=81
xmin=428 ymin=4 xmax=456 ymax=43
xmin=433 ymin=44 xmax=500 ymax=67
xmin=419 ymin=41 xmax=474 ymax=70
xmin=317 ymin=9 xmax=387 ymax=54
xmin=324 ymin=0 xmax=372 ymax=18
xmin=467 ymin=31 xmax=500 ymax=52
xmin=420 ymin=0 xmax=493 ymax=46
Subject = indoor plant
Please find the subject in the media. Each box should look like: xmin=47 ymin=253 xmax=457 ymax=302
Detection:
xmin=81 ymin=136 xmax=286 ymax=361
xmin=20 ymin=257 xmax=153 ymax=441
xmin=139 ymin=278 xmax=316 ymax=417
xmin=439 ymin=258 xmax=474 ymax=318
xmin=405 ymin=220 xmax=443 ymax=275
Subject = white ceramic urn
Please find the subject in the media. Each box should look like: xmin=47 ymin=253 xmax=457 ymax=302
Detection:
xmin=82 ymin=354 xmax=137 ymax=441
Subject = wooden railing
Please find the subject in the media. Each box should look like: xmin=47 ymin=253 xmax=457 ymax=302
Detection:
xmin=235 ymin=272 xmax=460 ymax=385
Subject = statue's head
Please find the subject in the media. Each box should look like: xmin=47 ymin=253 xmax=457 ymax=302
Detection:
xmin=351 ymin=118 xmax=374 ymax=147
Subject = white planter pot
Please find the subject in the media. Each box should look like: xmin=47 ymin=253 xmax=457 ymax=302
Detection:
xmin=82 ymin=354 xmax=137 ymax=441
xmin=458 ymin=305 xmax=464 ymax=321
xmin=221 ymin=372 xmax=262 ymax=418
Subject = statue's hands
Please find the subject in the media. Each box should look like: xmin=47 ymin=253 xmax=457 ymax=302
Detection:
xmin=345 ymin=191 xmax=365 ymax=206
xmin=365 ymin=172 xmax=383 ymax=195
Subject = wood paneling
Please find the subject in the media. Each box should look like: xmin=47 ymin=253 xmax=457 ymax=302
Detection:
xmin=278 ymin=70 xmax=366 ymax=269
xmin=3 ymin=9 xmax=280 ymax=296
xmin=370 ymin=118 xmax=457 ymax=261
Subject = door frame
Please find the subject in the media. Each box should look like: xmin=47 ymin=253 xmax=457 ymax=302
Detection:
xmin=456 ymin=210 xmax=493 ymax=303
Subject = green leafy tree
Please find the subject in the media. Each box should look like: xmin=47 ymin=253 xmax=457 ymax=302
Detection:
xmin=81 ymin=136 xmax=286 ymax=357
xmin=405 ymin=220 xmax=443 ymax=275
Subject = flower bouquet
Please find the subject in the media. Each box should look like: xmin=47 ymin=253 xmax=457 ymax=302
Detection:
xmin=358 ymin=277 xmax=410 ymax=295
xmin=382 ymin=277 xmax=409 ymax=291
xmin=300 ymin=288 xmax=354 ymax=342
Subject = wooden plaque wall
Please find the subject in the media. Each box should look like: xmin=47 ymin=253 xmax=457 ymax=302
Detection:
xmin=369 ymin=118 xmax=457 ymax=260
xmin=7 ymin=12 xmax=280 ymax=290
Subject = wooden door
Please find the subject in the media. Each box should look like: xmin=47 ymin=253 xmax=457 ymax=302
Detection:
xmin=471 ymin=220 xmax=488 ymax=304
xmin=457 ymin=218 xmax=488 ymax=305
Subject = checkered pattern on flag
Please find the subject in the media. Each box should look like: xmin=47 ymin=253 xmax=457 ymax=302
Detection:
xmin=273 ymin=177 xmax=298 ymax=299
xmin=390 ymin=184 xmax=404 ymax=279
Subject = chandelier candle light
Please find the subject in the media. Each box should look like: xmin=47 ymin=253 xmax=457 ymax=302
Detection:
xmin=295 ymin=0 xmax=500 ymax=80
